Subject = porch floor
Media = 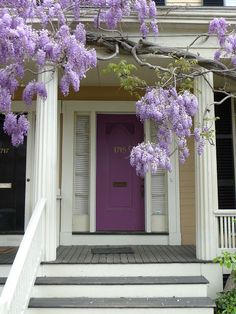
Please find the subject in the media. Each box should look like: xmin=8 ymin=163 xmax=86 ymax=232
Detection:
xmin=50 ymin=245 xmax=208 ymax=264
xmin=0 ymin=245 xmax=211 ymax=265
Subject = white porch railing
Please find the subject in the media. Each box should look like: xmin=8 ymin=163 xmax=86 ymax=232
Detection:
xmin=0 ymin=198 xmax=46 ymax=314
xmin=215 ymin=209 xmax=236 ymax=253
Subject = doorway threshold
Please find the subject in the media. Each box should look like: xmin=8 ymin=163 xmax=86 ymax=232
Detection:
xmin=64 ymin=233 xmax=170 ymax=246
xmin=72 ymin=232 xmax=169 ymax=235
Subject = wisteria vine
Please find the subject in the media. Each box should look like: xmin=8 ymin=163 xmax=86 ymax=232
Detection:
xmin=0 ymin=2 xmax=234 ymax=175
xmin=0 ymin=0 xmax=158 ymax=146
xmin=129 ymin=17 xmax=236 ymax=176
xmin=130 ymin=87 xmax=209 ymax=176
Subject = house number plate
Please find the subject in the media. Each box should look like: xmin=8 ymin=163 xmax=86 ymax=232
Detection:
xmin=113 ymin=182 xmax=127 ymax=187
xmin=0 ymin=183 xmax=12 ymax=189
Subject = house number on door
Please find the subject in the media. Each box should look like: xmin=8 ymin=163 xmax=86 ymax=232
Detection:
xmin=114 ymin=146 xmax=126 ymax=153
xmin=114 ymin=146 xmax=132 ymax=153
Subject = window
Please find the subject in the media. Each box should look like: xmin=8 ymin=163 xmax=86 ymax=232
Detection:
xmin=154 ymin=0 xmax=165 ymax=6
xmin=203 ymin=0 xmax=224 ymax=5
xmin=203 ymin=0 xmax=236 ymax=5
xmin=215 ymin=94 xmax=236 ymax=209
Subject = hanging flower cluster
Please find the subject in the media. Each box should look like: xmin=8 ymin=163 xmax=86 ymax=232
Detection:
xmin=209 ymin=18 xmax=236 ymax=65
xmin=130 ymin=87 xmax=207 ymax=176
xmin=0 ymin=0 xmax=158 ymax=145
xmin=3 ymin=113 xmax=30 ymax=146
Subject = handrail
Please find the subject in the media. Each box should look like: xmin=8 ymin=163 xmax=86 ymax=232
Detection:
xmin=215 ymin=209 xmax=236 ymax=216
xmin=0 ymin=198 xmax=46 ymax=314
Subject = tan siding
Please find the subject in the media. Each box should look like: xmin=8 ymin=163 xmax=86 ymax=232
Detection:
xmin=13 ymin=86 xmax=138 ymax=101
xmin=180 ymin=137 xmax=196 ymax=245
xmin=166 ymin=0 xmax=202 ymax=6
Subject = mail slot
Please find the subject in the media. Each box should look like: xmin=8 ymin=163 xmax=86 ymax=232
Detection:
xmin=0 ymin=183 xmax=12 ymax=189
xmin=113 ymin=182 xmax=127 ymax=187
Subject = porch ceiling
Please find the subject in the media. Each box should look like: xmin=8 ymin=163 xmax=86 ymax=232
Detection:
xmin=22 ymin=56 xmax=236 ymax=91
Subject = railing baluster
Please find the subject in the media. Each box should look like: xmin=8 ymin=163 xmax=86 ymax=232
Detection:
xmin=228 ymin=216 xmax=232 ymax=248
xmin=224 ymin=217 xmax=228 ymax=248
xmin=220 ymin=216 xmax=224 ymax=248
xmin=215 ymin=210 xmax=236 ymax=253
xmin=232 ymin=216 xmax=236 ymax=248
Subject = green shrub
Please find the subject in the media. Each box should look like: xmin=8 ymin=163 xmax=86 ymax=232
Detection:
xmin=215 ymin=289 xmax=236 ymax=314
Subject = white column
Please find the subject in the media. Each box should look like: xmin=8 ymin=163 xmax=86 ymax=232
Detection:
xmin=144 ymin=120 xmax=152 ymax=233
xmin=34 ymin=68 xmax=58 ymax=261
xmin=194 ymin=72 xmax=218 ymax=260
xmin=168 ymin=150 xmax=181 ymax=245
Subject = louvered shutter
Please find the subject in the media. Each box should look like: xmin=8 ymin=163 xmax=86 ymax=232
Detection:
xmin=150 ymin=123 xmax=168 ymax=217
xmin=215 ymin=94 xmax=236 ymax=209
xmin=73 ymin=116 xmax=90 ymax=216
xmin=203 ymin=0 xmax=224 ymax=5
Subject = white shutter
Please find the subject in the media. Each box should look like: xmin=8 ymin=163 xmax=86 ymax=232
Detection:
xmin=150 ymin=123 xmax=167 ymax=216
xmin=73 ymin=115 xmax=90 ymax=215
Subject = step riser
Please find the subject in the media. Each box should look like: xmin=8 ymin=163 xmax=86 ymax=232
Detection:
xmin=27 ymin=308 xmax=214 ymax=314
xmin=32 ymin=284 xmax=207 ymax=298
xmin=0 ymin=266 xmax=11 ymax=277
xmin=39 ymin=264 xmax=202 ymax=277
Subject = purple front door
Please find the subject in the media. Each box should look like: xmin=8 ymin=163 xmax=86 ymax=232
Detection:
xmin=96 ymin=114 xmax=144 ymax=231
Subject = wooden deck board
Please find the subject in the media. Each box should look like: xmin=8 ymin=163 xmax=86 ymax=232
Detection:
xmin=0 ymin=245 xmax=206 ymax=265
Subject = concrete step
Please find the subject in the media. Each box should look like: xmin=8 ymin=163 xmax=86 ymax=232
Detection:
xmin=27 ymin=297 xmax=215 ymax=314
xmin=31 ymin=276 xmax=209 ymax=298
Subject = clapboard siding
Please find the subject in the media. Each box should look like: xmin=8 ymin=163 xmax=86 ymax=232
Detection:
xmin=73 ymin=116 xmax=90 ymax=222
xmin=180 ymin=137 xmax=196 ymax=245
xmin=150 ymin=124 xmax=168 ymax=232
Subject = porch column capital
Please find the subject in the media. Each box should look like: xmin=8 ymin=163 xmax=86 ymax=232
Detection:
xmin=34 ymin=67 xmax=58 ymax=261
xmin=194 ymin=72 xmax=218 ymax=261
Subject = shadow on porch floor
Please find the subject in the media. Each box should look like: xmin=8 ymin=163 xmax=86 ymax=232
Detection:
xmin=0 ymin=245 xmax=212 ymax=265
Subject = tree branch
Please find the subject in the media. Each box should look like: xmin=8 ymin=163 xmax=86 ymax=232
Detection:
xmin=86 ymin=32 xmax=236 ymax=81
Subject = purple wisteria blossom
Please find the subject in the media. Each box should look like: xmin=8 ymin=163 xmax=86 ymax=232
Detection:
xmin=0 ymin=0 xmax=159 ymax=146
xmin=3 ymin=113 xmax=29 ymax=146
xmin=130 ymin=142 xmax=172 ymax=177
xmin=130 ymin=87 xmax=208 ymax=175
xmin=209 ymin=18 xmax=229 ymax=45
xmin=209 ymin=18 xmax=236 ymax=66
xmin=23 ymin=82 xmax=47 ymax=106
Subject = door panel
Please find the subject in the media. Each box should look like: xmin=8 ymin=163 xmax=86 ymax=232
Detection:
xmin=0 ymin=115 xmax=27 ymax=232
xmin=96 ymin=114 xmax=144 ymax=231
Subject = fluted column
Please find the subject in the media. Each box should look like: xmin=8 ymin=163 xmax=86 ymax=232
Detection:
xmin=34 ymin=68 xmax=58 ymax=261
xmin=194 ymin=72 xmax=218 ymax=260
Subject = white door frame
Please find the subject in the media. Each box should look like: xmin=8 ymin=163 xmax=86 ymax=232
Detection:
xmin=60 ymin=101 xmax=181 ymax=245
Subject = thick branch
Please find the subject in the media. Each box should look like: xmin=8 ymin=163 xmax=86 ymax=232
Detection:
xmin=86 ymin=32 xmax=236 ymax=81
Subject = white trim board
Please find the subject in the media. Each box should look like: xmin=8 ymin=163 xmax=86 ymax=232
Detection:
xmin=0 ymin=235 xmax=23 ymax=246
xmin=71 ymin=234 xmax=169 ymax=245
xmin=231 ymin=99 xmax=236 ymax=201
xmin=61 ymin=101 xmax=181 ymax=245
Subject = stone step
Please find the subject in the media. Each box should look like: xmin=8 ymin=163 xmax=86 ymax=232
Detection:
xmin=31 ymin=276 xmax=209 ymax=298
xmin=27 ymin=297 xmax=215 ymax=314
